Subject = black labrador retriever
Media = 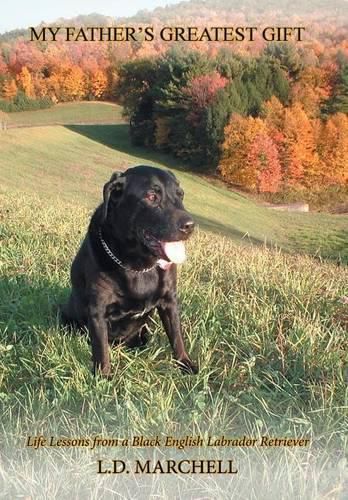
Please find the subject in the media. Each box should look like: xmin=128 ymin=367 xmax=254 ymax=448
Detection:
xmin=61 ymin=165 xmax=198 ymax=377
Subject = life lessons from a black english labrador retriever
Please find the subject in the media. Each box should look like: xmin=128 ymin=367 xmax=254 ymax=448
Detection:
xmin=61 ymin=165 xmax=198 ymax=377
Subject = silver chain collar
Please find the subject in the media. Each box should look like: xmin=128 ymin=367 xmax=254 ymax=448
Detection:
xmin=98 ymin=228 xmax=157 ymax=274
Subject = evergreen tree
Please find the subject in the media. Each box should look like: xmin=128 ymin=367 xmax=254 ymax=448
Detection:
xmin=323 ymin=63 xmax=348 ymax=115
xmin=204 ymin=83 xmax=246 ymax=164
xmin=264 ymin=43 xmax=304 ymax=79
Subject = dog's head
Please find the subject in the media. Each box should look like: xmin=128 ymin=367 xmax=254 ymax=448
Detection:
xmin=102 ymin=165 xmax=195 ymax=267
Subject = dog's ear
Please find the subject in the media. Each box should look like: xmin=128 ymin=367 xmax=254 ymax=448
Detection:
xmin=166 ymin=170 xmax=178 ymax=184
xmin=102 ymin=171 xmax=126 ymax=222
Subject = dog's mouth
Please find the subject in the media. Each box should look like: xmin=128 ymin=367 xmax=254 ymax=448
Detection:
xmin=143 ymin=231 xmax=186 ymax=269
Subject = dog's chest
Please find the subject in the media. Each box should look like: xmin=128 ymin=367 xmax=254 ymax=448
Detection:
xmin=105 ymin=271 xmax=163 ymax=321
xmin=126 ymin=271 xmax=161 ymax=301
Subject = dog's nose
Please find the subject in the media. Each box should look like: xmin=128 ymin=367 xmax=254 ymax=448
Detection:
xmin=179 ymin=218 xmax=195 ymax=234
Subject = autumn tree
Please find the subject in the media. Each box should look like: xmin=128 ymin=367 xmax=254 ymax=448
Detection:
xmin=47 ymin=64 xmax=86 ymax=102
xmin=323 ymin=62 xmax=348 ymax=115
xmin=2 ymin=78 xmax=17 ymax=100
xmin=261 ymin=96 xmax=287 ymax=167
xmin=17 ymin=66 xmax=34 ymax=98
xmin=329 ymin=113 xmax=348 ymax=184
xmin=32 ymin=75 xmax=48 ymax=98
xmin=247 ymin=133 xmax=282 ymax=193
xmin=158 ymin=71 xmax=229 ymax=163
xmin=0 ymin=55 xmax=8 ymax=97
xmin=282 ymin=104 xmax=319 ymax=187
xmin=264 ymin=42 xmax=304 ymax=79
xmin=90 ymin=69 xmax=107 ymax=99
xmin=183 ymin=71 xmax=228 ymax=125
xmin=291 ymin=66 xmax=334 ymax=117
xmin=0 ymin=54 xmax=7 ymax=74
xmin=105 ymin=68 xmax=119 ymax=100
xmin=262 ymin=96 xmax=285 ymax=131
xmin=317 ymin=113 xmax=348 ymax=184
xmin=6 ymin=40 xmax=45 ymax=74
xmin=218 ymin=114 xmax=267 ymax=191
xmin=62 ymin=65 xmax=86 ymax=101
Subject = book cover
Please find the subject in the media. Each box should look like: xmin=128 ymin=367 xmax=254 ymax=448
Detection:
xmin=0 ymin=1 xmax=347 ymax=498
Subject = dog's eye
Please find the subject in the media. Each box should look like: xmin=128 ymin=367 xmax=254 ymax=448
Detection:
xmin=177 ymin=189 xmax=184 ymax=200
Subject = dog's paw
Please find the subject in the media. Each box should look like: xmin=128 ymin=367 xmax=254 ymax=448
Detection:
xmin=176 ymin=357 xmax=199 ymax=375
xmin=93 ymin=364 xmax=112 ymax=380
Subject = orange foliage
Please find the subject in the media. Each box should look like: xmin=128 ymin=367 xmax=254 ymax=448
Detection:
xmin=219 ymin=113 xmax=282 ymax=193
xmin=32 ymin=75 xmax=49 ymax=98
xmin=47 ymin=64 xmax=86 ymax=102
xmin=220 ymin=99 xmax=346 ymax=193
xmin=0 ymin=54 xmax=7 ymax=75
xmin=282 ymin=104 xmax=319 ymax=187
xmin=291 ymin=65 xmax=335 ymax=117
xmin=263 ymin=96 xmax=285 ymax=131
xmin=2 ymin=79 xmax=17 ymax=100
xmin=318 ymin=113 xmax=348 ymax=185
xmin=219 ymin=114 xmax=267 ymax=191
xmin=17 ymin=66 xmax=34 ymax=98
xmin=90 ymin=70 xmax=107 ymax=99
xmin=248 ymin=133 xmax=282 ymax=193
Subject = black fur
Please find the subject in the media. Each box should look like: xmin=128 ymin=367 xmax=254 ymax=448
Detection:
xmin=61 ymin=165 xmax=198 ymax=377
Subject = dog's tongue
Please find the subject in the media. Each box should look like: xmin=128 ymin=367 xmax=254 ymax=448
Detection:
xmin=161 ymin=241 xmax=186 ymax=264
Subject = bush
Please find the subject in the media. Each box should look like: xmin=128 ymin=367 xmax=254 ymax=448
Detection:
xmin=0 ymin=91 xmax=54 ymax=112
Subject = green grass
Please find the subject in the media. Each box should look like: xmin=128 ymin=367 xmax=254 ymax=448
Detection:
xmin=0 ymin=120 xmax=347 ymax=264
xmin=4 ymin=101 xmax=124 ymax=127
xmin=1 ymin=192 xmax=347 ymax=497
xmin=0 ymin=103 xmax=347 ymax=497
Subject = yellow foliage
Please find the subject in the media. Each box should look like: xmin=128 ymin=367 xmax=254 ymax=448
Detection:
xmin=282 ymin=103 xmax=320 ymax=186
xmin=47 ymin=65 xmax=86 ymax=102
xmin=218 ymin=114 xmax=266 ymax=190
xmin=17 ymin=66 xmax=34 ymax=98
xmin=91 ymin=70 xmax=107 ymax=99
xmin=318 ymin=113 xmax=348 ymax=185
xmin=2 ymin=79 xmax=17 ymax=100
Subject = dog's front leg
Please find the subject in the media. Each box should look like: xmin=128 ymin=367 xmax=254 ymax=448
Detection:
xmin=88 ymin=298 xmax=111 ymax=378
xmin=157 ymin=301 xmax=198 ymax=374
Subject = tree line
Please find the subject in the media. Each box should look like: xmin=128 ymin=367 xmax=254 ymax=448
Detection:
xmin=0 ymin=31 xmax=347 ymax=193
xmin=117 ymin=47 xmax=348 ymax=193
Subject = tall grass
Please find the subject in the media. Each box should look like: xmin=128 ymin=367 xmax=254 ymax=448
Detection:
xmin=0 ymin=191 xmax=347 ymax=497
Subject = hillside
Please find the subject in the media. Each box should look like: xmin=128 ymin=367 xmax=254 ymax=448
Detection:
xmin=2 ymin=182 xmax=347 ymax=497
xmin=127 ymin=0 xmax=348 ymax=22
xmin=1 ymin=0 xmax=347 ymax=38
xmin=1 ymin=101 xmax=347 ymax=497
xmin=0 ymin=102 xmax=347 ymax=263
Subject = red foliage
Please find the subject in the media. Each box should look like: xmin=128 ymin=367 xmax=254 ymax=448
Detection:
xmin=0 ymin=54 xmax=7 ymax=74
xmin=7 ymin=41 xmax=45 ymax=74
xmin=184 ymin=71 xmax=228 ymax=125
xmin=248 ymin=133 xmax=282 ymax=193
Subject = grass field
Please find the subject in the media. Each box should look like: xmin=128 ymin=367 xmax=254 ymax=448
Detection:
xmin=0 ymin=102 xmax=347 ymax=498
xmin=4 ymin=101 xmax=124 ymax=127
xmin=1 ymin=103 xmax=347 ymax=264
